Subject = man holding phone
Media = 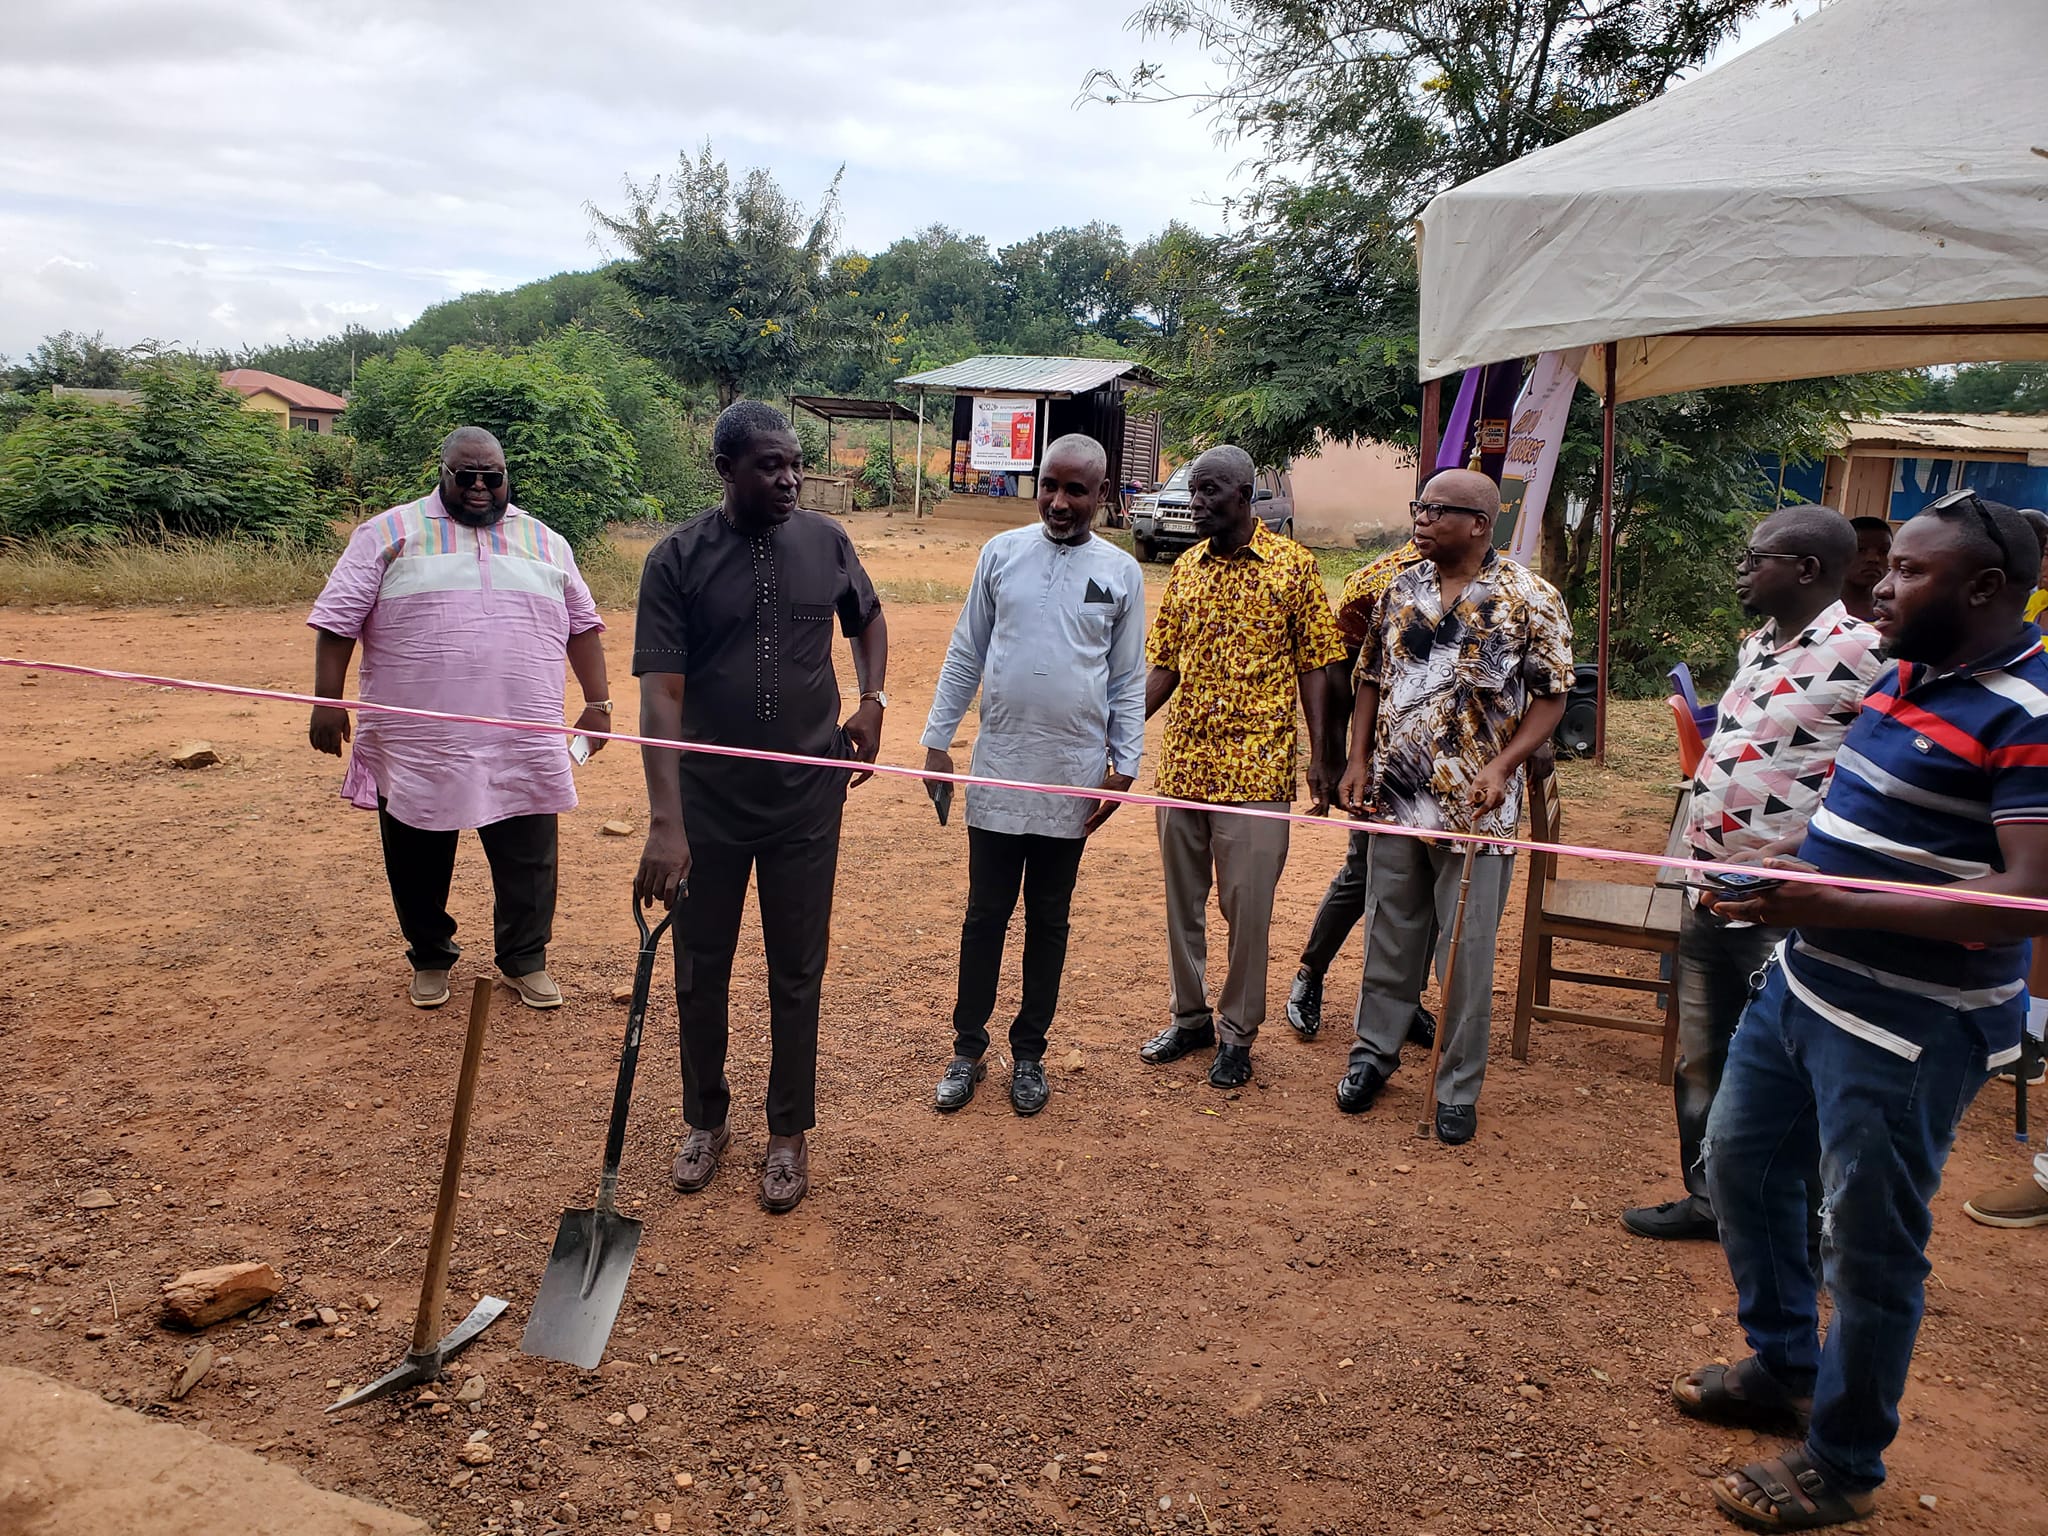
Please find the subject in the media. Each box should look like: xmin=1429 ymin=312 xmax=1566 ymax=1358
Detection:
xmin=307 ymin=426 xmax=611 ymax=1013
xmin=1623 ymin=505 xmax=1882 ymax=1241
xmin=1670 ymin=490 xmax=2048 ymax=1529
xmin=921 ymin=434 xmax=1146 ymax=1115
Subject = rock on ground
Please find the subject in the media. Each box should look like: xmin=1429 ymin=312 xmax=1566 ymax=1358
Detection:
xmin=0 ymin=1365 xmax=426 ymax=1535
xmin=159 ymin=1261 xmax=282 ymax=1329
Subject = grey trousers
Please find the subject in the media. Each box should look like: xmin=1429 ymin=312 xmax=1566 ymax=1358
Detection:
xmin=1348 ymin=836 xmax=1515 ymax=1106
xmin=1157 ymin=803 xmax=1291 ymax=1047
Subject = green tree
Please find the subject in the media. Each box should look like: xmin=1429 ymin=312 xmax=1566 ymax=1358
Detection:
xmin=3 ymin=330 xmax=135 ymax=391
xmin=1909 ymin=361 xmax=2048 ymax=415
xmin=591 ymin=144 xmax=880 ymax=406
xmin=343 ymin=346 xmax=643 ymax=546
xmin=531 ymin=325 xmax=717 ymax=518
xmin=0 ymin=364 xmax=327 ymax=546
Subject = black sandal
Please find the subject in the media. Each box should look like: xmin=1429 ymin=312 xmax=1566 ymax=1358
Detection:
xmin=1713 ymin=1447 xmax=1876 ymax=1531
xmin=1671 ymin=1357 xmax=1812 ymax=1435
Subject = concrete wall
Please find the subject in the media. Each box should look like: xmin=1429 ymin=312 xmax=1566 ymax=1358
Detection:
xmin=1289 ymin=436 xmax=1415 ymax=548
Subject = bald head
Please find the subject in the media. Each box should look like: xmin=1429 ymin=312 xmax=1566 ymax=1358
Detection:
xmin=1043 ymin=433 xmax=1108 ymax=484
xmin=1420 ymin=468 xmax=1501 ymax=520
xmin=440 ymin=425 xmax=503 ymax=468
xmin=1191 ymin=445 xmax=1254 ymax=494
xmin=1756 ymin=504 xmax=1856 ymax=584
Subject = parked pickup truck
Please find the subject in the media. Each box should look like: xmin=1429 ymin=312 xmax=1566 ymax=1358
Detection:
xmin=1127 ymin=463 xmax=1295 ymax=561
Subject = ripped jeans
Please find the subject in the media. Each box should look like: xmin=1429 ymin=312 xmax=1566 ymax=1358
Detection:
xmin=1705 ymin=961 xmax=1993 ymax=1492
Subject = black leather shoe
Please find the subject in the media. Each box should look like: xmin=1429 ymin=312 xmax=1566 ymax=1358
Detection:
xmin=1435 ymin=1103 xmax=1477 ymax=1145
xmin=1010 ymin=1059 xmax=1050 ymax=1115
xmin=1621 ymin=1195 xmax=1719 ymax=1240
xmin=1208 ymin=1043 xmax=1252 ymax=1089
xmin=1335 ymin=1065 xmax=1385 ymax=1114
xmin=1406 ymin=1005 xmax=1437 ymax=1049
xmin=1285 ymin=969 xmax=1324 ymax=1038
xmin=1139 ymin=1021 xmax=1216 ymax=1065
xmin=934 ymin=1054 xmax=985 ymax=1113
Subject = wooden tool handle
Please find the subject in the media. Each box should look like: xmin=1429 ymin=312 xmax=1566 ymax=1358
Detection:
xmin=411 ymin=979 xmax=492 ymax=1356
xmin=1419 ymin=841 xmax=1478 ymax=1130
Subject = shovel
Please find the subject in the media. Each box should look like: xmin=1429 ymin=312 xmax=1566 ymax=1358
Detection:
xmin=329 ymin=979 xmax=507 ymax=1410
xmin=521 ymin=897 xmax=677 ymax=1369
xmin=1418 ymin=840 xmax=1480 ymax=1138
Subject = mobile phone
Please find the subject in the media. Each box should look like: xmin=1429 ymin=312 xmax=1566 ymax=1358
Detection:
xmin=568 ymin=734 xmax=592 ymax=766
xmin=1686 ymin=869 xmax=1785 ymax=895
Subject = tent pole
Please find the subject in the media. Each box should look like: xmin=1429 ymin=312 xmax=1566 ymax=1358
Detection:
xmin=1595 ymin=341 xmax=1618 ymax=766
xmin=913 ymin=392 xmax=926 ymax=521
xmin=1418 ymin=377 xmax=1442 ymax=495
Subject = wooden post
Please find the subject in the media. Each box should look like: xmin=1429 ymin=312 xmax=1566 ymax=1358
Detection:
xmin=1418 ymin=376 xmax=1442 ymax=495
xmin=912 ymin=392 xmax=926 ymax=520
xmin=1595 ymin=341 xmax=1618 ymax=766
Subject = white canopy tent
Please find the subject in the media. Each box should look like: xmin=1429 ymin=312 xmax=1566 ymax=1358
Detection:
xmin=1418 ymin=0 xmax=2048 ymax=399
xmin=1414 ymin=0 xmax=2048 ymax=755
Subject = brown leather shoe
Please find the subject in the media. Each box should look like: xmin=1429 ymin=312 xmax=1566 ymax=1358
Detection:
xmin=760 ymin=1134 xmax=809 ymax=1215
xmin=671 ymin=1124 xmax=731 ymax=1193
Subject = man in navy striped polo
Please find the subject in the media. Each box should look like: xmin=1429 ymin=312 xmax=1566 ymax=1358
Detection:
xmin=1667 ymin=489 xmax=2048 ymax=1530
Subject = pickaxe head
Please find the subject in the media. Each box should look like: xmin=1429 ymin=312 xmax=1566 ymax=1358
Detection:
xmin=324 ymin=1295 xmax=508 ymax=1413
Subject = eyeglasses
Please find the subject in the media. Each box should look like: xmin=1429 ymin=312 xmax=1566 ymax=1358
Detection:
xmin=1734 ymin=548 xmax=1816 ymax=573
xmin=1926 ymin=487 xmax=2013 ymax=571
xmin=447 ymin=468 xmax=505 ymax=490
xmin=1410 ymin=500 xmax=1484 ymax=523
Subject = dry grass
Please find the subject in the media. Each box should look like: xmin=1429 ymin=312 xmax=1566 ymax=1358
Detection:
xmin=0 ymin=538 xmax=338 ymax=609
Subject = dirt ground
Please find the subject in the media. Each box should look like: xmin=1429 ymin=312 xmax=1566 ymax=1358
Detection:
xmin=3 ymin=508 xmax=2044 ymax=1536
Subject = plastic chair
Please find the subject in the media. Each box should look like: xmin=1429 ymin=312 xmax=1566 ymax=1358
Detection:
xmin=1670 ymin=662 xmax=1717 ymax=733
xmin=1669 ymin=695 xmax=1706 ymax=778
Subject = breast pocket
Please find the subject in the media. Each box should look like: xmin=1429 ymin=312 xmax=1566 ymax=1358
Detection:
xmin=786 ymin=599 xmax=837 ymax=671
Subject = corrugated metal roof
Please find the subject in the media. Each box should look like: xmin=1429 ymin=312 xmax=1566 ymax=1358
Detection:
xmin=894 ymin=354 xmax=1163 ymax=396
xmin=1838 ymin=411 xmax=2048 ymax=455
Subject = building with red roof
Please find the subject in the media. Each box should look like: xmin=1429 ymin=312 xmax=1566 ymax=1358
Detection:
xmin=218 ymin=369 xmax=348 ymax=434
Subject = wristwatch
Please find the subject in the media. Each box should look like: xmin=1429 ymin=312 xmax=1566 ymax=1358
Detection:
xmin=583 ymin=699 xmax=614 ymax=715
xmin=860 ymin=690 xmax=889 ymax=709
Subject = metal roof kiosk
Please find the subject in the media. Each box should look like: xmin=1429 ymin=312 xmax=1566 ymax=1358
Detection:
xmin=894 ymin=355 xmax=1164 ymax=520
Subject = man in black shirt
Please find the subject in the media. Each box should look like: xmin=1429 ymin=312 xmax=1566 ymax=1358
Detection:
xmin=633 ymin=401 xmax=889 ymax=1215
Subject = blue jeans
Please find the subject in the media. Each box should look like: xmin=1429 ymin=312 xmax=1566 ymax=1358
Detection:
xmin=1705 ymin=963 xmax=1991 ymax=1491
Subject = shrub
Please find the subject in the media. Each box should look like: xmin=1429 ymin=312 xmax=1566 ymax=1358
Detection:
xmin=0 ymin=365 xmax=329 ymax=548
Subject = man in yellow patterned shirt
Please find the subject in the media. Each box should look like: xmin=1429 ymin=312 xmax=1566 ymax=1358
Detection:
xmin=1139 ymin=446 xmax=1348 ymax=1089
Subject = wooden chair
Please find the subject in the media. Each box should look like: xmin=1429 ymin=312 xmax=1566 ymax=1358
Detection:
xmin=1512 ymin=749 xmax=1684 ymax=1082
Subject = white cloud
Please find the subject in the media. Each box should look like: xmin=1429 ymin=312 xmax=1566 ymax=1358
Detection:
xmin=0 ymin=0 xmax=1242 ymax=356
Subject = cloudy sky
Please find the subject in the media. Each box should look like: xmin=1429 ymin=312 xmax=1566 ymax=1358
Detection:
xmin=0 ymin=0 xmax=1808 ymax=360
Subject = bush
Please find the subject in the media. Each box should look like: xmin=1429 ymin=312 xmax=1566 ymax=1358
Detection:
xmin=0 ymin=365 xmax=330 ymax=548
xmin=855 ymin=444 xmax=947 ymax=509
xmin=343 ymin=345 xmax=646 ymax=546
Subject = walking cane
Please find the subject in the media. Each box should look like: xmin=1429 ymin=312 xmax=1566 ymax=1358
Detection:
xmin=1419 ymin=839 xmax=1480 ymax=1138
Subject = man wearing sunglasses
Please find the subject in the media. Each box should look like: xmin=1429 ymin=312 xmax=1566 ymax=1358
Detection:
xmin=1622 ymin=506 xmax=1882 ymax=1243
xmin=1670 ymin=488 xmax=2048 ymax=1529
xmin=308 ymin=426 xmax=613 ymax=1013
xmin=1335 ymin=469 xmax=1573 ymax=1143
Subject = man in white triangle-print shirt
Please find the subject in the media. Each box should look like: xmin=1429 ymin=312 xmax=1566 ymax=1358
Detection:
xmin=1624 ymin=505 xmax=1883 ymax=1241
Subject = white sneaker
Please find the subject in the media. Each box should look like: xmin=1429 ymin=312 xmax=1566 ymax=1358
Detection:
xmin=409 ymin=969 xmax=452 ymax=1009
xmin=502 ymin=969 xmax=563 ymax=1010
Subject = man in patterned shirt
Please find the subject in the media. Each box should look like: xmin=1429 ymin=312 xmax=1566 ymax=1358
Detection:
xmin=1139 ymin=445 xmax=1348 ymax=1089
xmin=1284 ymin=539 xmax=1436 ymax=1041
xmin=1336 ymin=469 xmax=1573 ymax=1143
xmin=1624 ymin=505 xmax=1882 ymax=1241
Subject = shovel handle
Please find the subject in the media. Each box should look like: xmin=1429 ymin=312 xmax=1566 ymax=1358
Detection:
xmin=412 ymin=978 xmax=492 ymax=1356
xmin=598 ymin=898 xmax=677 ymax=1210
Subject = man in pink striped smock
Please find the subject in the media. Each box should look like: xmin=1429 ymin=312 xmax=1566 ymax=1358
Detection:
xmin=307 ymin=427 xmax=612 ymax=1011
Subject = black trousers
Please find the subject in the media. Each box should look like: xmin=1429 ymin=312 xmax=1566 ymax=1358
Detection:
xmin=675 ymin=817 xmax=842 ymax=1138
xmin=377 ymin=804 xmax=557 ymax=977
xmin=1298 ymin=830 xmax=1374 ymax=974
xmin=952 ymin=826 xmax=1088 ymax=1062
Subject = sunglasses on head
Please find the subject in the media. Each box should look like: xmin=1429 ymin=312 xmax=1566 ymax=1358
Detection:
xmin=1926 ymin=487 xmax=2012 ymax=570
xmin=448 ymin=468 xmax=505 ymax=490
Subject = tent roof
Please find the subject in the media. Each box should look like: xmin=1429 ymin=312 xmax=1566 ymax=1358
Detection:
xmin=1417 ymin=0 xmax=2048 ymax=401
xmin=895 ymin=355 xmax=1162 ymax=396
xmin=788 ymin=394 xmax=920 ymax=423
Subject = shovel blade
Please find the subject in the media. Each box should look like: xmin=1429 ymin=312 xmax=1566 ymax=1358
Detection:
xmin=520 ymin=1204 xmax=642 ymax=1369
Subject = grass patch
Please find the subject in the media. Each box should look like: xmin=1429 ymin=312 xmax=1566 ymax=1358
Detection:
xmin=0 ymin=538 xmax=338 ymax=608
xmin=875 ymin=576 xmax=970 ymax=605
